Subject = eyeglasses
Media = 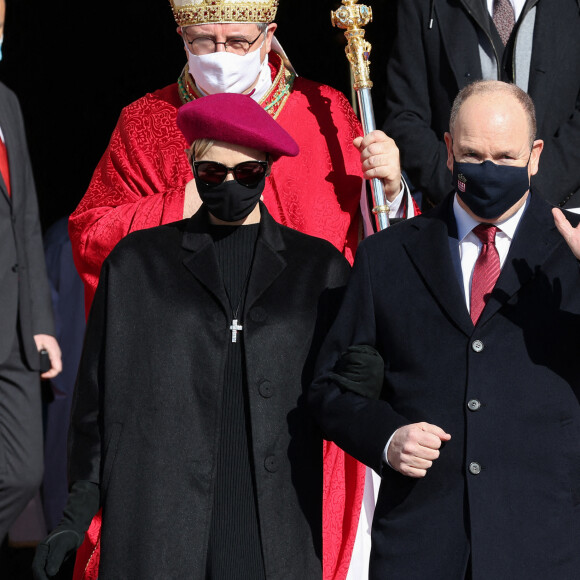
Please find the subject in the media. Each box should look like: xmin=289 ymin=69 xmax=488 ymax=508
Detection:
xmin=192 ymin=160 xmax=269 ymax=188
xmin=183 ymin=30 xmax=264 ymax=56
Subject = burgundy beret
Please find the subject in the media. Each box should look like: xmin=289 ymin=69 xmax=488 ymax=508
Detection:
xmin=177 ymin=93 xmax=299 ymax=159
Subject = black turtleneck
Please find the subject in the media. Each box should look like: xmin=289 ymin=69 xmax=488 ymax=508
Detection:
xmin=205 ymin=223 xmax=265 ymax=580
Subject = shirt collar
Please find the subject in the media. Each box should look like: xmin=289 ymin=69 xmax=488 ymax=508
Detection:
xmin=453 ymin=193 xmax=530 ymax=243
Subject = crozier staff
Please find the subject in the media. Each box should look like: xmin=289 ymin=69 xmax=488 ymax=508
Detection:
xmin=33 ymin=93 xmax=350 ymax=580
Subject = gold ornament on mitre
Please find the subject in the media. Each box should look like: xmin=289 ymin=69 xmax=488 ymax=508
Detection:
xmin=170 ymin=0 xmax=279 ymax=27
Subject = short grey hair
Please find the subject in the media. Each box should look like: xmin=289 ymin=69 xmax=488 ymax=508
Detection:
xmin=449 ymin=80 xmax=537 ymax=147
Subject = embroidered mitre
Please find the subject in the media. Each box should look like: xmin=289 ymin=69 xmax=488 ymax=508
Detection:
xmin=170 ymin=0 xmax=279 ymax=26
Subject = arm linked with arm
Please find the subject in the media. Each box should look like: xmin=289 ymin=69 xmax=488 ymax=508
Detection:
xmin=308 ymin=241 xmax=409 ymax=474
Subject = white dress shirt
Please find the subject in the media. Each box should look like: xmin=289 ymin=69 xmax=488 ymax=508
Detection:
xmin=454 ymin=193 xmax=528 ymax=310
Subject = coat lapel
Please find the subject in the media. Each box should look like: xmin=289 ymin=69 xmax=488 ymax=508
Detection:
xmin=245 ymin=205 xmax=287 ymax=312
xmin=476 ymin=194 xmax=564 ymax=327
xmin=180 ymin=204 xmax=287 ymax=316
xmin=181 ymin=208 xmax=230 ymax=315
xmin=436 ymin=0 xmax=486 ymax=88
xmin=403 ymin=198 xmax=475 ymax=337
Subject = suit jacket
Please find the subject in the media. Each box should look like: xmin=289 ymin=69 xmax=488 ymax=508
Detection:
xmin=0 ymin=81 xmax=54 ymax=367
xmin=309 ymin=193 xmax=580 ymax=579
xmin=384 ymin=0 xmax=580 ymax=208
xmin=68 ymin=204 xmax=350 ymax=579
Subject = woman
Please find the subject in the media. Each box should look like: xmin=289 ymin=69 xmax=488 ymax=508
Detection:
xmin=33 ymin=93 xmax=350 ymax=579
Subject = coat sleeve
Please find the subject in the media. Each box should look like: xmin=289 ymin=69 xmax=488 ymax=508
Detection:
xmin=68 ymin=98 xmax=187 ymax=311
xmin=68 ymin=259 xmax=110 ymax=485
xmin=383 ymin=0 xmax=453 ymax=207
xmin=15 ymin=93 xmax=56 ymax=337
xmin=308 ymin=240 xmax=409 ymax=475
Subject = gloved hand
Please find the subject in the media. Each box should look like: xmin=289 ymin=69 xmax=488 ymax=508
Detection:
xmin=32 ymin=480 xmax=100 ymax=580
xmin=329 ymin=345 xmax=384 ymax=399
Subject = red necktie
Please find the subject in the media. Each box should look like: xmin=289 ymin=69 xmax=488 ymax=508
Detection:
xmin=493 ymin=0 xmax=516 ymax=46
xmin=0 ymin=138 xmax=11 ymax=196
xmin=470 ymin=224 xmax=501 ymax=324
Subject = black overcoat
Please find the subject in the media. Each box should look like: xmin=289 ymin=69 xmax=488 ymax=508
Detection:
xmin=69 ymin=204 xmax=350 ymax=579
xmin=310 ymin=193 xmax=580 ymax=579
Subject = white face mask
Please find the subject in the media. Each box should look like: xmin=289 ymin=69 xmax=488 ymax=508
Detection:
xmin=187 ymin=40 xmax=264 ymax=95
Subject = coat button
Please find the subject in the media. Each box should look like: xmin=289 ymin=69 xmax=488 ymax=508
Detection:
xmin=467 ymin=399 xmax=481 ymax=411
xmin=264 ymin=455 xmax=279 ymax=473
xmin=469 ymin=462 xmax=481 ymax=475
xmin=11 ymin=263 xmax=18 ymax=273
xmin=258 ymin=379 xmax=273 ymax=398
xmin=471 ymin=340 xmax=484 ymax=353
xmin=250 ymin=307 xmax=267 ymax=322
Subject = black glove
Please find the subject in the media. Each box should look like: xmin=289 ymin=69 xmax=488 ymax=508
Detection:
xmin=329 ymin=345 xmax=384 ymax=400
xmin=32 ymin=480 xmax=100 ymax=580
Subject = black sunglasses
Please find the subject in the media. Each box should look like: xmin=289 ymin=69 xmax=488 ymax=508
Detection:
xmin=192 ymin=159 xmax=269 ymax=188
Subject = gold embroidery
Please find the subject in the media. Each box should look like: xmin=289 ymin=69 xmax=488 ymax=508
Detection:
xmin=170 ymin=0 xmax=279 ymax=26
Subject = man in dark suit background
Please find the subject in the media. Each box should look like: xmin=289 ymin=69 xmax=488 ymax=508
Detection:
xmin=0 ymin=0 xmax=61 ymax=549
xmin=310 ymin=80 xmax=580 ymax=579
xmin=383 ymin=0 xmax=580 ymax=210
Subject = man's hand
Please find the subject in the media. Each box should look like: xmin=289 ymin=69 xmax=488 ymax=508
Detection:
xmin=33 ymin=334 xmax=62 ymax=379
xmin=183 ymin=179 xmax=203 ymax=219
xmin=353 ymin=130 xmax=402 ymax=202
xmin=553 ymin=208 xmax=580 ymax=260
xmin=387 ymin=422 xmax=451 ymax=478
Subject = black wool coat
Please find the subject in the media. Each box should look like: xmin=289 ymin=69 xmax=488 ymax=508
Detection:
xmin=310 ymin=193 xmax=580 ymax=580
xmin=69 ymin=204 xmax=350 ymax=579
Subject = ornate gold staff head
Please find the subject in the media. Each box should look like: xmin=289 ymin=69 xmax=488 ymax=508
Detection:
xmin=330 ymin=0 xmax=373 ymax=91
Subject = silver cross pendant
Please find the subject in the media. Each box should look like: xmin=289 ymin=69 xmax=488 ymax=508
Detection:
xmin=229 ymin=319 xmax=243 ymax=343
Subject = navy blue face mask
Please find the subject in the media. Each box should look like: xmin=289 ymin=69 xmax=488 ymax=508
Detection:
xmin=452 ymin=157 xmax=531 ymax=220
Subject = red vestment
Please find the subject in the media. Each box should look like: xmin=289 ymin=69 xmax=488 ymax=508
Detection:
xmin=70 ymin=53 xmax=365 ymax=580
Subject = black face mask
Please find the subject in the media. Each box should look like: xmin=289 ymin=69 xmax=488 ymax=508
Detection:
xmin=196 ymin=177 xmax=265 ymax=223
xmin=452 ymin=158 xmax=530 ymax=220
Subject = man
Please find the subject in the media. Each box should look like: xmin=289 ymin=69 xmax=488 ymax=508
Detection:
xmin=0 ymin=0 xmax=61 ymax=549
xmin=384 ymin=0 xmax=580 ymax=210
xmin=310 ymin=80 xmax=580 ymax=579
xmin=68 ymin=1 xmax=410 ymax=577
xmin=69 ymin=0 xmax=410 ymax=309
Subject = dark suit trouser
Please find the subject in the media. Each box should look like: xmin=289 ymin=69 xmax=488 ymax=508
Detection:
xmin=0 ymin=331 xmax=43 ymax=542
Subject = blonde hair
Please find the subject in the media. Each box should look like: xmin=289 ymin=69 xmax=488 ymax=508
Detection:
xmin=188 ymin=138 xmax=215 ymax=163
